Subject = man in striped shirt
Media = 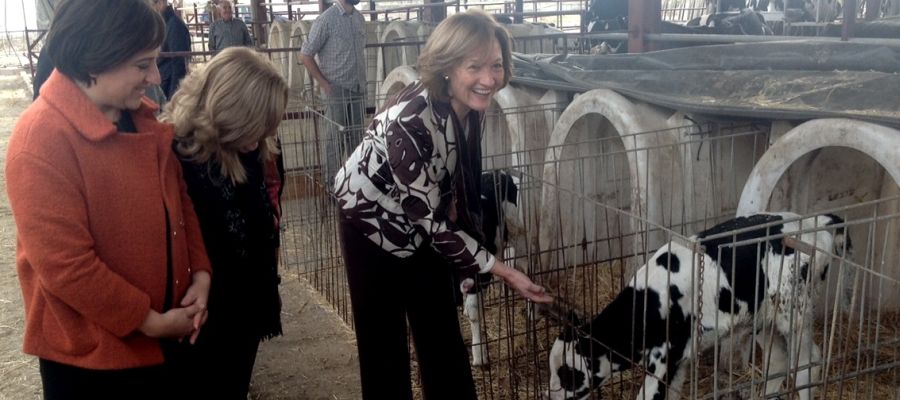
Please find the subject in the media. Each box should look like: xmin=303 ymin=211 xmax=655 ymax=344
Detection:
xmin=300 ymin=0 xmax=367 ymax=190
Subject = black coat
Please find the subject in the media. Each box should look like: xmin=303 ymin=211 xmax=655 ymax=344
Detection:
xmin=179 ymin=149 xmax=283 ymax=341
xmin=158 ymin=5 xmax=191 ymax=99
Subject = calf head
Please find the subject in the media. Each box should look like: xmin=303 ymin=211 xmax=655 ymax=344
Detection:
xmin=788 ymin=213 xmax=853 ymax=285
xmin=456 ymin=170 xmax=522 ymax=298
xmin=548 ymin=327 xmax=616 ymax=400
xmin=548 ymin=287 xmax=677 ymax=400
xmin=823 ymin=214 xmax=852 ymax=259
xmin=481 ymin=169 xmax=522 ymax=254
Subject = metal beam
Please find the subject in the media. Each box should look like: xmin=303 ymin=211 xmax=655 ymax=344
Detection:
xmin=644 ymin=32 xmax=900 ymax=47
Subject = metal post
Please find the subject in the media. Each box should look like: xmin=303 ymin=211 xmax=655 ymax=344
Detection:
xmin=842 ymin=0 xmax=856 ymax=40
xmin=25 ymin=28 xmax=34 ymax=78
xmin=865 ymin=0 xmax=881 ymax=20
xmin=250 ymin=0 xmax=267 ymax=46
xmin=423 ymin=0 xmax=447 ymax=23
xmin=515 ymin=0 xmax=524 ymax=23
xmin=581 ymin=0 xmax=588 ymax=34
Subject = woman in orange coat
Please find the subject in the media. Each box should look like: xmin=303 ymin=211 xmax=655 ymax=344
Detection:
xmin=6 ymin=0 xmax=211 ymax=398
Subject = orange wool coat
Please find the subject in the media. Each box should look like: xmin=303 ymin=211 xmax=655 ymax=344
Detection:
xmin=6 ymin=70 xmax=212 ymax=370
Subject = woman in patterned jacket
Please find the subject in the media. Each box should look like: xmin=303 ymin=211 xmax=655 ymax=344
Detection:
xmin=333 ymin=9 xmax=553 ymax=400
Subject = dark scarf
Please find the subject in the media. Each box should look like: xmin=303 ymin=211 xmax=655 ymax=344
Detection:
xmin=450 ymin=110 xmax=486 ymax=247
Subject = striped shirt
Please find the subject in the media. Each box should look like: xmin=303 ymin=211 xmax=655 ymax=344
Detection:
xmin=300 ymin=2 xmax=366 ymax=92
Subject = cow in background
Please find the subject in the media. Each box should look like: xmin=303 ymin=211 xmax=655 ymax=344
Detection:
xmin=686 ymin=8 xmax=774 ymax=35
xmin=585 ymin=0 xmax=772 ymax=54
xmin=757 ymin=0 xmax=842 ymax=21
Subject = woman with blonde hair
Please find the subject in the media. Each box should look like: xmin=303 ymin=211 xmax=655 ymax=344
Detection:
xmin=160 ymin=46 xmax=288 ymax=398
xmin=333 ymin=9 xmax=552 ymax=399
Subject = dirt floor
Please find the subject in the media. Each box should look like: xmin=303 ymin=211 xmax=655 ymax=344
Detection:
xmin=0 ymin=54 xmax=361 ymax=400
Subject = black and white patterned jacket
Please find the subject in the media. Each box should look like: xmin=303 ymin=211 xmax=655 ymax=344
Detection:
xmin=334 ymin=81 xmax=496 ymax=276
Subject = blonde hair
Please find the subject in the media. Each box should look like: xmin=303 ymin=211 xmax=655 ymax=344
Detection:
xmin=162 ymin=47 xmax=288 ymax=184
xmin=417 ymin=9 xmax=513 ymax=102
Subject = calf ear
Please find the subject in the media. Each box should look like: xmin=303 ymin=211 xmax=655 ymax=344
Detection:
xmin=782 ymin=236 xmax=814 ymax=255
xmin=824 ymin=213 xmax=852 ymax=257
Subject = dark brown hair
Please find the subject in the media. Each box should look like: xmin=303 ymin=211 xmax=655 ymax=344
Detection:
xmin=45 ymin=0 xmax=165 ymax=86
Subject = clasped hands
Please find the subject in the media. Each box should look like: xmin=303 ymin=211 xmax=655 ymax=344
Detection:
xmin=139 ymin=270 xmax=211 ymax=344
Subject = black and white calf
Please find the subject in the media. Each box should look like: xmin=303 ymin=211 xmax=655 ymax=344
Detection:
xmin=764 ymin=0 xmax=841 ymax=21
xmin=548 ymin=212 xmax=850 ymax=400
xmin=459 ymin=169 xmax=522 ymax=367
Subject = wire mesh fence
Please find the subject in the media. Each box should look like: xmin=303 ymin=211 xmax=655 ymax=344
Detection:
xmin=455 ymin=121 xmax=899 ymax=399
xmin=277 ymin=91 xmax=367 ymax=325
xmin=273 ymin=81 xmax=899 ymax=400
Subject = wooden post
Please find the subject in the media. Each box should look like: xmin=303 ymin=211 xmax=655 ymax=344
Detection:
xmin=628 ymin=0 xmax=661 ymax=53
xmin=423 ymin=0 xmax=447 ymax=23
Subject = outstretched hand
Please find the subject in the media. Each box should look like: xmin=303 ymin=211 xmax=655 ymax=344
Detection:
xmin=490 ymin=260 xmax=553 ymax=303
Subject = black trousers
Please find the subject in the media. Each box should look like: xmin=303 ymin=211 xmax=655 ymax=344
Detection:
xmin=340 ymin=218 xmax=478 ymax=400
xmin=164 ymin=313 xmax=262 ymax=399
xmin=39 ymin=344 xmax=184 ymax=400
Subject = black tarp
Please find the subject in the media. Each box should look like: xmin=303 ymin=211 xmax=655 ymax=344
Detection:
xmin=511 ymin=41 xmax=900 ymax=127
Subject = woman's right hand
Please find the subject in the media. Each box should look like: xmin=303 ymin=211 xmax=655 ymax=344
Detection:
xmin=490 ymin=260 xmax=553 ymax=303
xmin=138 ymin=304 xmax=203 ymax=339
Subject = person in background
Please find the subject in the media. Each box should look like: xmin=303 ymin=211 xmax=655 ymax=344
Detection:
xmin=161 ymin=46 xmax=287 ymax=398
xmin=6 ymin=0 xmax=212 ymax=398
xmin=209 ymin=0 xmax=253 ymax=51
xmin=144 ymin=83 xmax=168 ymax=112
xmin=155 ymin=0 xmax=191 ymax=99
xmin=32 ymin=0 xmax=60 ymax=100
xmin=32 ymin=44 xmax=54 ymax=101
xmin=333 ymin=9 xmax=553 ymax=400
xmin=300 ymin=0 xmax=366 ymax=190
xmin=35 ymin=0 xmax=60 ymax=31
